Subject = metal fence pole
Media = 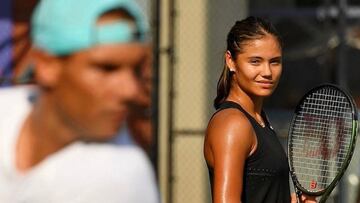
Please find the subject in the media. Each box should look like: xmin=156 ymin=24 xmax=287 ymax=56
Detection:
xmin=336 ymin=0 xmax=348 ymax=89
xmin=336 ymin=0 xmax=348 ymax=202
xmin=151 ymin=0 xmax=161 ymax=175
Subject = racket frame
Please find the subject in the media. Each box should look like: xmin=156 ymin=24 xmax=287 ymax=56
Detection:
xmin=287 ymin=83 xmax=358 ymax=201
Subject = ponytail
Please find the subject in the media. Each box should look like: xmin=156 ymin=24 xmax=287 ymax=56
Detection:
xmin=214 ymin=58 xmax=232 ymax=109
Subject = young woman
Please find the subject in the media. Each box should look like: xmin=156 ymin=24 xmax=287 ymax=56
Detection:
xmin=203 ymin=16 xmax=316 ymax=203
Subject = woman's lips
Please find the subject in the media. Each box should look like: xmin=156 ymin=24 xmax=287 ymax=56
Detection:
xmin=256 ymin=81 xmax=274 ymax=88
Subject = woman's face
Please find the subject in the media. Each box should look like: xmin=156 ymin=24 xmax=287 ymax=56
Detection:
xmin=227 ymin=34 xmax=282 ymax=98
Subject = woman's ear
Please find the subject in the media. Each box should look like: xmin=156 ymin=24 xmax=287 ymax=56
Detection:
xmin=225 ymin=51 xmax=236 ymax=72
xmin=31 ymin=48 xmax=62 ymax=88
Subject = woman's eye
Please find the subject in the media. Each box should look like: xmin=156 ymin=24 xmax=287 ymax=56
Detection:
xmin=270 ymin=57 xmax=282 ymax=66
xmin=250 ymin=60 xmax=260 ymax=65
xmin=270 ymin=60 xmax=281 ymax=66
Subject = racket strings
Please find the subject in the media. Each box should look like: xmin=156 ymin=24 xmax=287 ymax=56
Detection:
xmin=290 ymin=87 xmax=353 ymax=192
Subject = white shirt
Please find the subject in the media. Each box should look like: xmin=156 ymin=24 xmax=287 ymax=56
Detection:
xmin=0 ymin=86 xmax=159 ymax=203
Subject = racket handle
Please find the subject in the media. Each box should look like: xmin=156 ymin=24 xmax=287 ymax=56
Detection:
xmin=291 ymin=172 xmax=302 ymax=203
xmin=296 ymin=190 xmax=302 ymax=203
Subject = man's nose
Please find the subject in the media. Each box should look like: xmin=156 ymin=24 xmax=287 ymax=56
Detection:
xmin=115 ymin=69 xmax=140 ymax=101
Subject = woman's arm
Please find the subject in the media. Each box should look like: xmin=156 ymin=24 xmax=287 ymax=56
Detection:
xmin=204 ymin=109 xmax=257 ymax=203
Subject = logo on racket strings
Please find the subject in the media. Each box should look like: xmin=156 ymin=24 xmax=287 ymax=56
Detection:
xmin=302 ymin=114 xmax=346 ymax=160
xmin=310 ymin=180 xmax=317 ymax=189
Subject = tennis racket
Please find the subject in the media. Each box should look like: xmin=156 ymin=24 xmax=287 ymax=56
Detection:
xmin=288 ymin=84 xmax=358 ymax=203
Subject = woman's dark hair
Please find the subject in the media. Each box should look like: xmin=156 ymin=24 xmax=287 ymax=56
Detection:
xmin=213 ymin=16 xmax=282 ymax=109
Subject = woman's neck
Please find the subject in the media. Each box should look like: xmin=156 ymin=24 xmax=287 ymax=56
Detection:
xmin=226 ymin=86 xmax=265 ymax=126
xmin=227 ymin=86 xmax=263 ymax=113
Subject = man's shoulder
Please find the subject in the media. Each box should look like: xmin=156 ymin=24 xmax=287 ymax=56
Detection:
xmin=0 ymin=85 xmax=34 ymax=135
xmin=42 ymin=143 xmax=154 ymax=179
xmin=22 ymin=143 xmax=159 ymax=203
xmin=71 ymin=143 xmax=151 ymax=167
xmin=0 ymin=85 xmax=35 ymax=97
xmin=0 ymin=85 xmax=35 ymax=112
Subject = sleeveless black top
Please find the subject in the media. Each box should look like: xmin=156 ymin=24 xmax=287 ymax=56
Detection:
xmin=207 ymin=101 xmax=290 ymax=203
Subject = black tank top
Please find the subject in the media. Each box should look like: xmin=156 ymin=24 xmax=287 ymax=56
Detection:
xmin=207 ymin=101 xmax=290 ymax=203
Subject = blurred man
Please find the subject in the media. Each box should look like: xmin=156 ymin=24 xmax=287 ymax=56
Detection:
xmin=117 ymin=45 xmax=153 ymax=153
xmin=0 ymin=0 xmax=159 ymax=202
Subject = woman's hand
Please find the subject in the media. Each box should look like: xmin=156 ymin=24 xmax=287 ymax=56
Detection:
xmin=291 ymin=193 xmax=317 ymax=203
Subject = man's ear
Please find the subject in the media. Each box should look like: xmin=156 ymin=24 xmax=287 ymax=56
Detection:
xmin=31 ymin=48 xmax=62 ymax=88
xmin=225 ymin=50 xmax=236 ymax=72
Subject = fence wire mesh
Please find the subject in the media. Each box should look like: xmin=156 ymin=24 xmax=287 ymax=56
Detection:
xmin=161 ymin=0 xmax=360 ymax=203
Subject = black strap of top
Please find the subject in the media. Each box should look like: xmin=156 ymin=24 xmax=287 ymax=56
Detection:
xmin=213 ymin=101 xmax=270 ymax=128
xmin=217 ymin=101 xmax=246 ymax=113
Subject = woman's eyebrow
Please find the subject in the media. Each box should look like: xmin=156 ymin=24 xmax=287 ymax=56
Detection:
xmin=270 ymin=56 xmax=282 ymax=61
xmin=247 ymin=56 xmax=263 ymax=60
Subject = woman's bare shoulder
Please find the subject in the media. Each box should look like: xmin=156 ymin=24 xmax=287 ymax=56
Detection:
xmin=206 ymin=108 xmax=255 ymax=147
xmin=204 ymin=108 xmax=256 ymax=168
xmin=207 ymin=108 xmax=252 ymax=133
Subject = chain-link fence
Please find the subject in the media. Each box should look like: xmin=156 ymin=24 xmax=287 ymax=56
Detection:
xmin=164 ymin=1 xmax=247 ymax=202
xmin=157 ymin=0 xmax=360 ymax=202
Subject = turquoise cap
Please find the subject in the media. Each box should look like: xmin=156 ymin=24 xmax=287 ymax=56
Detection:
xmin=31 ymin=0 xmax=148 ymax=55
